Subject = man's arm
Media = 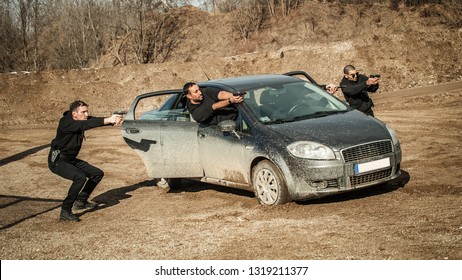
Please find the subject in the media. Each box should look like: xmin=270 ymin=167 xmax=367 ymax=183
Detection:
xmin=212 ymin=90 xmax=243 ymax=110
xmin=189 ymin=88 xmax=244 ymax=123
xmin=321 ymin=84 xmax=339 ymax=94
xmin=340 ymin=79 xmax=369 ymax=96
xmin=60 ymin=117 xmax=105 ymax=133
xmin=61 ymin=115 xmax=122 ymax=133
xmin=340 ymin=74 xmax=380 ymax=96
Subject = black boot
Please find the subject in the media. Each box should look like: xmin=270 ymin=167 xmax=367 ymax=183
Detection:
xmin=73 ymin=200 xmax=98 ymax=210
xmin=59 ymin=209 xmax=81 ymax=222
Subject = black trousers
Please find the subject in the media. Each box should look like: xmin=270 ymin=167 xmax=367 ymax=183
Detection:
xmin=48 ymin=153 xmax=104 ymax=211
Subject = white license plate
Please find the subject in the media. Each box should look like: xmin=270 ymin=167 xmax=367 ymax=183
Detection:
xmin=354 ymin=158 xmax=390 ymax=175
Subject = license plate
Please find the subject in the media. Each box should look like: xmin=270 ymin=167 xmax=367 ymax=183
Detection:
xmin=354 ymin=158 xmax=390 ymax=175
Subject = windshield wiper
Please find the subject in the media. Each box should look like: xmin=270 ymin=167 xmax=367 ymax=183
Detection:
xmin=266 ymin=116 xmax=309 ymax=124
xmin=266 ymin=110 xmax=348 ymax=124
xmin=304 ymin=110 xmax=348 ymax=118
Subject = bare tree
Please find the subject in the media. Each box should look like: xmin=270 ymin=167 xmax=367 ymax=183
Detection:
xmin=280 ymin=0 xmax=303 ymax=17
xmin=147 ymin=12 xmax=183 ymax=63
xmin=18 ymin=0 xmax=32 ymax=70
xmin=234 ymin=0 xmax=267 ymax=42
xmin=0 ymin=1 xmax=21 ymax=72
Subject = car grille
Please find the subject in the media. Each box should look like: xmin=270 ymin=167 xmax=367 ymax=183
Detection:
xmin=350 ymin=168 xmax=392 ymax=186
xmin=342 ymin=140 xmax=393 ymax=163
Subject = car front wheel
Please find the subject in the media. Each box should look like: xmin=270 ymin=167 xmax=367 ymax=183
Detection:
xmin=252 ymin=160 xmax=291 ymax=205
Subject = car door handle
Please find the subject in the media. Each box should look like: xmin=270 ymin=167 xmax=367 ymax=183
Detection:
xmin=126 ymin=128 xmax=141 ymax=134
xmin=198 ymin=132 xmax=207 ymax=138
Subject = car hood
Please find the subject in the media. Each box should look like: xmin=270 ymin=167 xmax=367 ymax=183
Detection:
xmin=265 ymin=110 xmax=391 ymax=150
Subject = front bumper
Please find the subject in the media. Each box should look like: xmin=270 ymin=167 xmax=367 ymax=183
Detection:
xmin=285 ymin=144 xmax=402 ymax=201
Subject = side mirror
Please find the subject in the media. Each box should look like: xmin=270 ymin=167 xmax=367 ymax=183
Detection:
xmin=218 ymin=120 xmax=240 ymax=139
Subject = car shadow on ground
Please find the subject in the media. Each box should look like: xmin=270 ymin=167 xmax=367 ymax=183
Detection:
xmin=162 ymin=170 xmax=410 ymax=205
xmin=167 ymin=179 xmax=255 ymax=199
xmin=71 ymin=179 xmax=160 ymax=218
xmin=297 ymin=170 xmax=411 ymax=205
xmin=73 ymin=179 xmax=254 ymax=218
xmin=89 ymin=179 xmax=159 ymax=210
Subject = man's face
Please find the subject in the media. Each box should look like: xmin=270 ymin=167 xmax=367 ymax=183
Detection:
xmin=187 ymin=84 xmax=203 ymax=102
xmin=72 ymin=105 xmax=89 ymax=121
xmin=346 ymin=70 xmax=359 ymax=82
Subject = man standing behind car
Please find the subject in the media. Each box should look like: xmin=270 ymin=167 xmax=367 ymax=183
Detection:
xmin=48 ymin=100 xmax=123 ymax=222
xmin=183 ymin=82 xmax=244 ymax=126
xmin=340 ymin=65 xmax=380 ymax=117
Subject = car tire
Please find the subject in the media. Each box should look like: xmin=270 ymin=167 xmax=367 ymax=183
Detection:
xmin=252 ymin=160 xmax=291 ymax=205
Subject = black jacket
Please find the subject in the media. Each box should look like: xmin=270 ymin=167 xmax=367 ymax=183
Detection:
xmin=340 ymin=74 xmax=379 ymax=113
xmin=50 ymin=111 xmax=106 ymax=158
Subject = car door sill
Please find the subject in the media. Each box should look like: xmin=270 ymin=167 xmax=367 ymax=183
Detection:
xmin=192 ymin=177 xmax=251 ymax=190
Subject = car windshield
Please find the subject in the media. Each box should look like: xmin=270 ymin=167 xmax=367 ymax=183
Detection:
xmin=243 ymin=81 xmax=349 ymax=124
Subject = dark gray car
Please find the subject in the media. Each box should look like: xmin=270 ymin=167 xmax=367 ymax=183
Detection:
xmin=121 ymin=71 xmax=402 ymax=205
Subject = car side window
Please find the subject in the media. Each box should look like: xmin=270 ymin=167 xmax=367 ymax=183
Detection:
xmin=135 ymin=93 xmax=191 ymax=122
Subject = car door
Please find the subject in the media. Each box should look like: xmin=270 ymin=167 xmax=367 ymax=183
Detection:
xmin=197 ymin=112 xmax=253 ymax=185
xmin=121 ymin=91 xmax=203 ymax=178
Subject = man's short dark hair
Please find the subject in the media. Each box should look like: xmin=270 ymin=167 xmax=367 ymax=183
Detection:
xmin=70 ymin=100 xmax=88 ymax=112
xmin=183 ymin=82 xmax=196 ymax=95
xmin=343 ymin=65 xmax=356 ymax=74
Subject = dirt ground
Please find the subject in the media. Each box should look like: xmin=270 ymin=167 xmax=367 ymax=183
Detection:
xmin=1 ymin=80 xmax=461 ymax=260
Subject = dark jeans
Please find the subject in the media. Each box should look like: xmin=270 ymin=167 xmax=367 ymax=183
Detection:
xmin=48 ymin=153 xmax=104 ymax=211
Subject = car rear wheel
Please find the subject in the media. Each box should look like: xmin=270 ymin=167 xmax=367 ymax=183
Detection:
xmin=252 ymin=160 xmax=291 ymax=205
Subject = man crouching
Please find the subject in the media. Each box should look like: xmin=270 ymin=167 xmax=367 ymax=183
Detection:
xmin=48 ymin=100 xmax=122 ymax=222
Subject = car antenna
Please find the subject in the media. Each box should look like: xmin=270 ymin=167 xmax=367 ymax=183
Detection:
xmin=197 ymin=63 xmax=211 ymax=81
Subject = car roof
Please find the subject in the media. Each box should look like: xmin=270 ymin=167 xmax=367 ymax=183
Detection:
xmin=198 ymin=74 xmax=301 ymax=92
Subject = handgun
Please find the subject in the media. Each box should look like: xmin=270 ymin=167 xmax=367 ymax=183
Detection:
xmin=233 ymin=91 xmax=247 ymax=96
xmin=370 ymin=74 xmax=381 ymax=78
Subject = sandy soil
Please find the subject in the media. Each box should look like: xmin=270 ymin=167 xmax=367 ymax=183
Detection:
xmin=1 ymin=81 xmax=461 ymax=260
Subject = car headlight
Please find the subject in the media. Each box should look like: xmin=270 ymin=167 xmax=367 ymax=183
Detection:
xmin=287 ymin=141 xmax=336 ymax=160
xmin=386 ymin=124 xmax=400 ymax=146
